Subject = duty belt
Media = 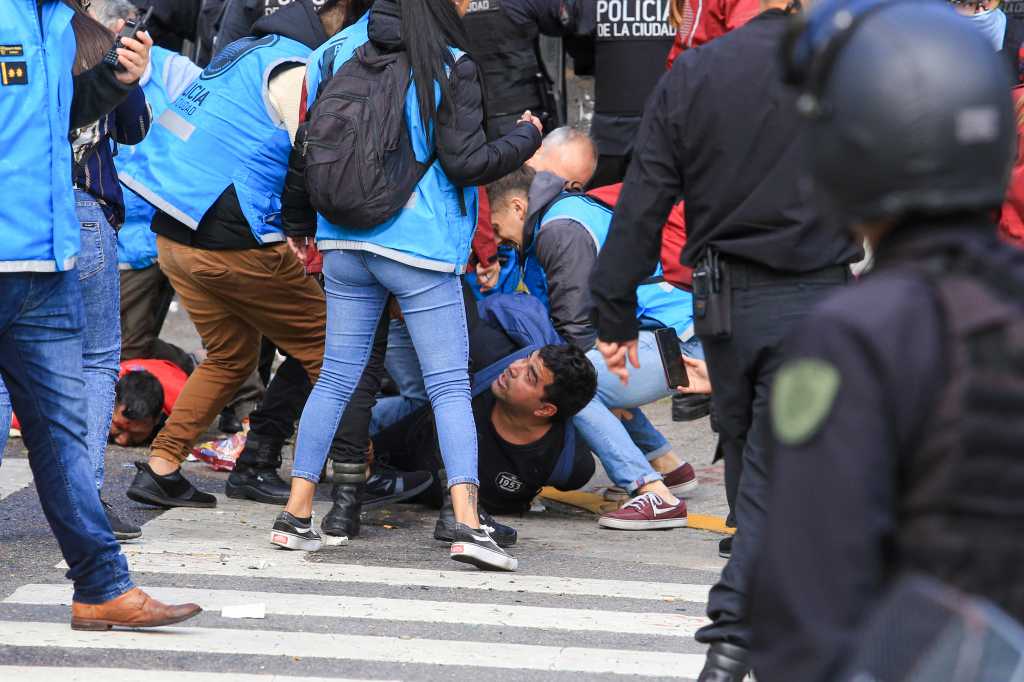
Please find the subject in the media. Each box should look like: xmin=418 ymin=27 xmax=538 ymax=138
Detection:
xmin=723 ymin=258 xmax=851 ymax=289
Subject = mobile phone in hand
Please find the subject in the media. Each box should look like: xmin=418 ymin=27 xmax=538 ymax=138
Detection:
xmin=102 ymin=7 xmax=153 ymax=72
xmin=654 ymin=327 xmax=689 ymax=389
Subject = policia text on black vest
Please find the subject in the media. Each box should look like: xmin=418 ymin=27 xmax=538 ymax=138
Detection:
xmin=590 ymin=0 xmax=674 ymax=154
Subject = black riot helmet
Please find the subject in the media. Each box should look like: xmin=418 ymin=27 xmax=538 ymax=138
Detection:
xmin=780 ymin=0 xmax=1016 ymax=222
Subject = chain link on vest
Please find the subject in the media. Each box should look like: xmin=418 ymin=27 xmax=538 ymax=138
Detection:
xmin=897 ymin=246 xmax=1024 ymax=624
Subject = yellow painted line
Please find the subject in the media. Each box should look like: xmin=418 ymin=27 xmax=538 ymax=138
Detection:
xmin=539 ymin=487 xmax=735 ymax=535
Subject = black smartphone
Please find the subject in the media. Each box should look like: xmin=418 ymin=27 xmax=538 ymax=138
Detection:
xmin=654 ymin=327 xmax=689 ymax=389
xmin=103 ymin=7 xmax=154 ymax=72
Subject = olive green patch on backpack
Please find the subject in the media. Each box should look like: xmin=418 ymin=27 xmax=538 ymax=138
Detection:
xmin=771 ymin=358 xmax=841 ymax=446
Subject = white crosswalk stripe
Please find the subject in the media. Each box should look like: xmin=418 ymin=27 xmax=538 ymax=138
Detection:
xmin=7 ymin=583 xmax=711 ymax=638
xmin=0 ymin=459 xmax=32 ymax=501
xmin=1 ymin=491 xmax=719 ymax=680
xmin=0 ymin=667 xmax=393 ymax=682
xmin=0 ymin=621 xmax=707 ymax=678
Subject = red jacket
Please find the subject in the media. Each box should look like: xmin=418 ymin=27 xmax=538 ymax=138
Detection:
xmin=587 ymin=184 xmax=692 ymax=289
xmin=11 ymin=359 xmax=187 ymax=431
xmin=999 ymin=86 xmax=1024 ymax=249
xmin=666 ymin=0 xmax=760 ymax=70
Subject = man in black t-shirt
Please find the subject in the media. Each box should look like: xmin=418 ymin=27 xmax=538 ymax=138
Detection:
xmin=374 ymin=344 xmax=597 ymax=515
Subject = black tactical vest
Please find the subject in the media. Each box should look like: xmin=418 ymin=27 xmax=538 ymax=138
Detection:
xmin=462 ymin=0 xmax=546 ymax=135
xmin=593 ymin=0 xmax=675 ymax=116
xmin=897 ymin=248 xmax=1024 ymax=624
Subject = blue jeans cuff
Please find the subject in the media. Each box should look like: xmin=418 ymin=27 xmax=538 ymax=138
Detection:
xmin=631 ymin=471 xmax=663 ymax=494
xmin=645 ymin=442 xmax=673 ymax=461
xmin=290 ymin=470 xmax=320 ymax=484
xmin=446 ymin=475 xmax=479 ymax=488
xmin=74 ymin=575 xmax=134 ymax=605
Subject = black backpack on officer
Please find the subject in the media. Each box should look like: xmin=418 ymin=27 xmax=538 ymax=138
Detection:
xmin=302 ymin=43 xmax=433 ymax=229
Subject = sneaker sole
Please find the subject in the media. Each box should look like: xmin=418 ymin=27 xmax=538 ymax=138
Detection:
xmin=225 ymin=481 xmax=289 ymax=505
xmin=598 ymin=517 xmax=689 ymax=531
xmin=362 ymin=476 xmax=434 ymax=510
xmin=126 ymin=486 xmax=217 ymax=509
xmin=113 ymin=530 xmax=143 ymax=541
xmin=434 ymin=519 xmax=517 ymax=548
xmin=450 ymin=542 xmax=518 ymax=571
xmin=668 ymin=478 xmax=700 ymax=498
xmin=270 ymin=530 xmax=322 ymax=551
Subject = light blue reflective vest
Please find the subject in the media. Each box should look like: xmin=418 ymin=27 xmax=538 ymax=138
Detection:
xmin=0 ymin=1 xmax=78 ymax=272
xmin=121 ymin=34 xmax=310 ymax=244
xmin=117 ymin=47 xmax=201 ymax=270
xmin=524 ymin=193 xmax=695 ymax=339
xmin=307 ymin=14 xmax=477 ymax=273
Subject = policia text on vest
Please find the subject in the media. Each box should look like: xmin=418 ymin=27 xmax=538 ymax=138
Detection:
xmin=596 ymin=0 xmax=675 ymax=38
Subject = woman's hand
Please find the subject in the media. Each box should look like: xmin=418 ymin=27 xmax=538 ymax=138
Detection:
xmin=112 ymin=23 xmax=152 ymax=85
xmin=519 ymin=109 xmax=543 ymax=134
xmin=677 ymin=356 xmax=712 ymax=395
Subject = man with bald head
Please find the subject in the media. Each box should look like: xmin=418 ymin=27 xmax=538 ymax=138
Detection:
xmin=474 ymin=126 xmax=598 ymax=293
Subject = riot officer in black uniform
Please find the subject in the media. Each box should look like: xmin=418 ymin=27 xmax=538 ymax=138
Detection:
xmin=462 ymin=0 xmax=561 ymax=139
xmin=752 ymin=2 xmax=1024 ymax=681
xmin=586 ymin=0 xmax=862 ymax=678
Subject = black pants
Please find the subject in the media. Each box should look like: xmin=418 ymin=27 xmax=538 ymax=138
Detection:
xmin=695 ymin=265 xmax=850 ymax=648
xmin=236 ymin=311 xmax=389 ymax=471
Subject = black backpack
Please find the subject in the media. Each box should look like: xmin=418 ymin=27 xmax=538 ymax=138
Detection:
xmin=302 ymin=43 xmax=433 ymax=229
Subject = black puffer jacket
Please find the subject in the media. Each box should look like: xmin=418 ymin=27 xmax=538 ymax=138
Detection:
xmin=282 ymin=0 xmax=541 ymax=236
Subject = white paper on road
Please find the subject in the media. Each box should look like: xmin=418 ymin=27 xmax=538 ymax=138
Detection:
xmin=220 ymin=602 xmax=266 ymax=619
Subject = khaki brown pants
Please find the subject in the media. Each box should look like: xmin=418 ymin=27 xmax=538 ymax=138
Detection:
xmin=151 ymin=235 xmax=326 ymax=464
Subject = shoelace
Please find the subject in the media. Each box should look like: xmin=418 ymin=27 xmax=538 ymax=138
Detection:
xmin=623 ymin=492 xmax=663 ymax=513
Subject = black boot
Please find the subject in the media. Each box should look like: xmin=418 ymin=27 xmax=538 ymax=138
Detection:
xmin=433 ymin=470 xmax=517 ymax=548
xmin=218 ymin=407 xmax=244 ymax=434
xmin=226 ymin=434 xmax=290 ymax=504
xmin=697 ymin=643 xmax=750 ymax=682
xmin=672 ymin=393 xmax=711 ymax=422
xmin=322 ymin=460 xmax=364 ymax=538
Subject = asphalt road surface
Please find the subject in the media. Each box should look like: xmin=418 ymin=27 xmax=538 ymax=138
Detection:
xmin=0 ymin=301 xmax=728 ymax=682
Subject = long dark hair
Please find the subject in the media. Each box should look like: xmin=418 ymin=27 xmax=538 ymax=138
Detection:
xmin=63 ymin=0 xmax=116 ymax=75
xmin=398 ymin=0 xmax=472 ymax=130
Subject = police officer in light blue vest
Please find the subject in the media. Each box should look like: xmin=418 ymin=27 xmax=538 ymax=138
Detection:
xmin=485 ymin=166 xmax=705 ymax=530
xmin=0 ymin=0 xmax=201 ymax=629
xmin=115 ymin=44 xmax=202 ymax=367
xmin=117 ymin=0 xmax=352 ymax=511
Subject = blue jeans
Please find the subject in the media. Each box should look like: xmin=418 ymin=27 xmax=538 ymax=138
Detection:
xmin=294 ymin=250 xmax=477 ymax=486
xmin=587 ymin=331 xmax=704 ymax=409
xmin=372 ymin=319 xmax=429 ymax=434
xmin=574 ymin=332 xmax=705 ymax=492
xmin=0 ymin=376 xmax=10 ymax=464
xmin=75 ymin=191 xmax=121 ymax=490
xmin=0 ymin=270 xmax=133 ymax=603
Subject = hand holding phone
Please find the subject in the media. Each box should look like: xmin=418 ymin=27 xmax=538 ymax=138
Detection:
xmin=654 ymin=327 xmax=689 ymax=390
xmin=103 ymin=7 xmax=153 ymax=73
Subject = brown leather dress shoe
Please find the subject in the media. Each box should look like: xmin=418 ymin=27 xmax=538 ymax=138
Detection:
xmin=71 ymin=587 xmax=202 ymax=631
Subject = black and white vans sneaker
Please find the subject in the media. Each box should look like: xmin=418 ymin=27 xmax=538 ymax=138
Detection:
xmin=449 ymin=523 xmax=518 ymax=571
xmin=270 ymin=511 xmax=322 ymax=551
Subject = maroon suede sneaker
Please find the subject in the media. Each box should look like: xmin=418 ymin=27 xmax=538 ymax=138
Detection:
xmin=598 ymin=492 xmax=688 ymax=530
xmin=663 ymin=462 xmax=699 ymax=497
